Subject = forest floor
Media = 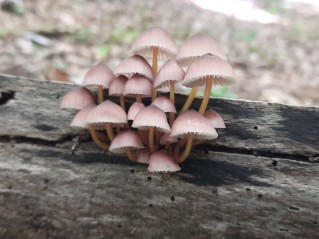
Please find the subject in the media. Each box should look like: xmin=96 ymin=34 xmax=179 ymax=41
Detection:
xmin=0 ymin=0 xmax=318 ymax=106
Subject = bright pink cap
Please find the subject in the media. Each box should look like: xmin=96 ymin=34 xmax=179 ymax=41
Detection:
xmin=176 ymin=34 xmax=227 ymax=67
xmin=204 ymin=109 xmax=226 ymax=128
xmin=170 ymin=110 xmax=218 ymax=140
xmin=154 ymin=59 xmax=185 ymax=89
xmin=109 ymin=129 xmax=144 ymax=153
xmin=109 ymin=75 xmax=128 ymax=96
xmin=86 ymin=100 xmax=127 ymax=129
xmin=136 ymin=148 xmax=151 ymax=164
xmin=124 ymin=75 xmax=152 ymax=98
xmin=183 ymin=54 xmax=235 ymax=88
xmin=132 ymin=105 xmax=171 ymax=133
xmin=148 ymin=151 xmax=181 ymax=172
xmin=71 ymin=104 xmax=96 ymax=128
xmin=114 ymin=55 xmax=153 ymax=80
xmin=151 ymin=96 xmax=176 ymax=113
xmin=82 ymin=63 xmax=115 ymax=88
xmin=131 ymin=27 xmax=178 ymax=59
xmin=60 ymin=87 xmax=96 ymax=110
xmin=128 ymin=102 xmax=145 ymax=120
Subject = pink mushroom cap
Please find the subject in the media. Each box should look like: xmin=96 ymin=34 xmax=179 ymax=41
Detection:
xmin=136 ymin=148 xmax=151 ymax=164
xmin=71 ymin=104 xmax=96 ymax=128
xmin=170 ymin=110 xmax=218 ymax=140
xmin=151 ymin=96 xmax=176 ymax=113
xmin=204 ymin=109 xmax=226 ymax=129
xmin=176 ymin=34 xmax=227 ymax=67
xmin=114 ymin=55 xmax=153 ymax=80
xmin=182 ymin=54 xmax=235 ymax=88
xmin=109 ymin=75 xmax=128 ymax=96
xmin=154 ymin=59 xmax=185 ymax=89
xmin=60 ymin=87 xmax=96 ymax=110
xmin=128 ymin=102 xmax=146 ymax=120
xmin=159 ymin=133 xmax=178 ymax=145
xmin=132 ymin=105 xmax=171 ymax=133
xmin=148 ymin=151 xmax=181 ymax=172
xmin=124 ymin=75 xmax=152 ymax=98
xmin=86 ymin=100 xmax=127 ymax=129
xmin=109 ymin=129 xmax=144 ymax=153
xmin=131 ymin=27 xmax=178 ymax=59
xmin=82 ymin=62 xmax=115 ymax=88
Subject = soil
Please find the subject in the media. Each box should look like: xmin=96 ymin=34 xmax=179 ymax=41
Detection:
xmin=0 ymin=0 xmax=318 ymax=106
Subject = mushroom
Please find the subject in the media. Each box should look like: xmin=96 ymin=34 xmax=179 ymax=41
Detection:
xmin=113 ymin=55 xmax=153 ymax=80
xmin=204 ymin=109 xmax=226 ymax=129
xmin=109 ymin=75 xmax=128 ymax=110
xmin=136 ymin=148 xmax=151 ymax=164
xmin=131 ymin=27 xmax=178 ymax=100
xmin=182 ymin=54 xmax=235 ymax=115
xmin=71 ymin=104 xmax=109 ymax=150
xmin=82 ymin=63 xmax=114 ymax=104
xmin=123 ymin=74 xmax=152 ymax=102
xmin=60 ymin=87 xmax=96 ymax=110
xmin=170 ymin=110 xmax=218 ymax=162
xmin=127 ymin=102 xmax=145 ymax=121
xmin=132 ymin=105 xmax=171 ymax=152
xmin=86 ymin=100 xmax=127 ymax=141
xmin=154 ymin=59 xmax=184 ymax=126
xmin=109 ymin=129 xmax=144 ymax=161
xmin=148 ymin=151 xmax=181 ymax=172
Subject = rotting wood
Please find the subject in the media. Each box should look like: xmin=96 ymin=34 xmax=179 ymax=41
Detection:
xmin=0 ymin=75 xmax=319 ymax=238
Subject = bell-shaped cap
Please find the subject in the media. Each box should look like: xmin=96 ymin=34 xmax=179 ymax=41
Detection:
xmin=204 ymin=109 xmax=226 ymax=128
xmin=151 ymin=96 xmax=176 ymax=113
xmin=131 ymin=27 xmax=178 ymax=59
xmin=182 ymin=54 xmax=235 ymax=88
xmin=128 ymin=102 xmax=145 ymax=120
xmin=82 ymin=63 xmax=115 ymax=88
xmin=86 ymin=100 xmax=127 ymax=129
xmin=136 ymin=148 xmax=151 ymax=164
xmin=109 ymin=75 xmax=128 ymax=96
xmin=109 ymin=130 xmax=144 ymax=153
xmin=176 ymin=34 xmax=227 ymax=67
xmin=132 ymin=105 xmax=171 ymax=133
xmin=114 ymin=55 xmax=153 ymax=80
xmin=124 ymin=75 xmax=152 ymax=98
xmin=71 ymin=104 xmax=96 ymax=128
xmin=170 ymin=110 xmax=218 ymax=140
xmin=154 ymin=59 xmax=185 ymax=89
xmin=60 ymin=87 xmax=96 ymax=110
xmin=148 ymin=151 xmax=181 ymax=172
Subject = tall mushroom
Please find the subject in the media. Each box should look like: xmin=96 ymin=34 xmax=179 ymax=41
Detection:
xmin=182 ymin=54 xmax=235 ymax=115
xmin=82 ymin=63 xmax=114 ymax=104
xmin=131 ymin=27 xmax=178 ymax=100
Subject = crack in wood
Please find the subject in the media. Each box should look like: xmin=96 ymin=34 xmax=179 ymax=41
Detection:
xmin=0 ymin=91 xmax=15 ymax=105
xmin=0 ymin=134 xmax=74 ymax=146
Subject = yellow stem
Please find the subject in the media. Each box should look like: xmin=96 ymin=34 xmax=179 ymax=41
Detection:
xmin=89 ymin=128 xmax=109 ymax=150
xmin=138 ymin=129 xmax=148 ymax=146
xmin=136 ymin=95 xmax=142 ymax=102
xmin=126 ymin=148 xmax=136 ymax=162
xmin=179 ymin=86 xmax=199 ymax=115
xmin=98 ymin=85 xmax=104 ymax=104
xmin=169 ymin=81 xmax=175 ymax=127
xmin=120 ymin=95 xmax=125 ymax=111
xmin=106 ymin=123 xmax=114 ymax=141
xmin=198 ymin=77 xmax=213 ymax=115
xmin=149 ymin=126 xmax=155 ymax=152
xmin=178 ymin=133 xmax=193 ymax=163
xmin=152 ymin=47 xmax=159 ymax=101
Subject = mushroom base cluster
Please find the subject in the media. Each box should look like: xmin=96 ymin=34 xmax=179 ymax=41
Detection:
xmin=60 ymin=27 xmax=235 ymax=172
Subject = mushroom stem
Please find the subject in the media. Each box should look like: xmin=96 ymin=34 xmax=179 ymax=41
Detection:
xmin=149 ymin=126 xmax=155 ymax=152
xmin=136 ymin=95 xmax=142 ymax=102
xmin=198 ymin=77 xmax=213 ymax=115
xmin=120 ymin=95 xmax=125 ymax=111
xmin=178 ymin=133 xmax=193 ymax=163
xmin=106 ymin=123 xmax=114 ymax=141
xmin=151 ymin=47 xmax=159 ymax=101
xmin=169 ymin=81 xmax=175 ymax=126
xmin=98 ymin=85 xmax=104 ymax=104
xmin=126 ymin=148 xmax=136 ymax=162
xmin=89 ymin=128 xmax=109 ymax=150
xmin=138 ymin=129 xmax=149 ymax=146
xmin=179 ymin=86 xmax=199 ymax=115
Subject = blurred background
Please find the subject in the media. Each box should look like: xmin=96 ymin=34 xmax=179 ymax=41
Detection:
xmin=0 ymin=0 xmax=318 ymax=106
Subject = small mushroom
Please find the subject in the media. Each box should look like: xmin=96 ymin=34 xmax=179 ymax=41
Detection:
xmin=109 ymin=75 xmax=128 ymax=110
xmin=60 ymin=87 xmax=96 ymax=110
xmin=148 ymin=151 xmax=181 ymax=172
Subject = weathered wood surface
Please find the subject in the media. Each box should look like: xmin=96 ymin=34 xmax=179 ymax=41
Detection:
xmin=0 ymin=75 xmax=319 ymax=238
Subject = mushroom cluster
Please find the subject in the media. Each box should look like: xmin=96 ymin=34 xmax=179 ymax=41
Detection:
xmin=60 ymin=27 xmax=235 ymax=172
